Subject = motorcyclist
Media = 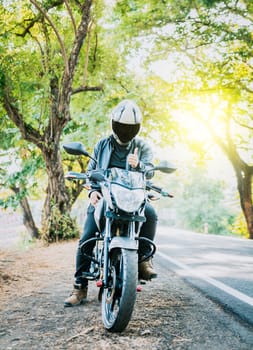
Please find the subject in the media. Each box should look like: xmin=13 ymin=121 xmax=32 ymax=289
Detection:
xmin=64 ymin=99 xmax=158 ymax=307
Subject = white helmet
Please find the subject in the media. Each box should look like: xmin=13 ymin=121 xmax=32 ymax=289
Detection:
xmin=111 ymin=99 xmax=142 ymax=144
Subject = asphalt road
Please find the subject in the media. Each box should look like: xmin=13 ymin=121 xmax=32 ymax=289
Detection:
xmin=156 ymin=226 xmax=253 ymax=326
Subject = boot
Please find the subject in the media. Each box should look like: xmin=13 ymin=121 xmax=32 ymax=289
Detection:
xmin=64 ymin=284 xmax=88 ymax=307
xmin=138 ymin=258 xmax=157 ymax=280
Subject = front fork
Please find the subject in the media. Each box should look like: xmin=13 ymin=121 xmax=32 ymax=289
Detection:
xmin=102 ymin=215 xmax=111 ymax=288
xmin=102 ymin=217 xmax=137 ymax=288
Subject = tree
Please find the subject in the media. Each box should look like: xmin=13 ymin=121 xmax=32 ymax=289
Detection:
xmin=0 ymin=0 xmax=103 ymax=241
xmin=170 ymin=0 xmax=253 ymax=238
xmin=112 ymin=0 xmax=253 ymax=238
xmin=0 ymin=1 xmax=176 ymax=242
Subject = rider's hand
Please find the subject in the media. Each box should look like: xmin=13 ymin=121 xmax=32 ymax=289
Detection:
xmin=90 ymin=191 xmax=102 ymax=206
xmin=128 ymin=147 xmax=139 ymax=168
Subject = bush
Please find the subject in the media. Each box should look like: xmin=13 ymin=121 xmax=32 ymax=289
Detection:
xmin=41 ymin=204 xmax=80 ymax=243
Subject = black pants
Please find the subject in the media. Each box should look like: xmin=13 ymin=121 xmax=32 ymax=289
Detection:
xmin=75 ymin=202 xmax=158 ymax=287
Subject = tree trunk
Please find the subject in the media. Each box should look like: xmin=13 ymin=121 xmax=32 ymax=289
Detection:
xmin=40 ymin=144 xmax=79 ymax=242
xmin=11 ymin=187 xmax=40 ymax=239
xmin=236 ymin=168 xmax=253 ymax=239
xmin=212 ymin=120 xmax=253 ymax=240
xmin=20 ymin=196 xmax=40 ymax=239
xmin=43 ymin=146 xmax=69 ymax=216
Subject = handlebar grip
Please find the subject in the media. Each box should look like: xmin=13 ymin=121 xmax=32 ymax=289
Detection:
xmin=161 ymin=190 xmax=174 ymax=198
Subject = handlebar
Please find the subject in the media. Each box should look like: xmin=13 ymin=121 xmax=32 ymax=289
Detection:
xmin=146 ymin=181 xmax=174 ymax=198
xmin=65 ymin=170 xmax=105 ymax=182
xmin=65 ymin=171 xmax=173 ymax=198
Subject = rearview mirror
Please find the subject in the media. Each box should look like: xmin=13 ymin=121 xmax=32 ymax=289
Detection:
xmin=154 ymin=160 xmax=177 ymax=174
xmin=63 ymin=142 xmax=90 ymax=156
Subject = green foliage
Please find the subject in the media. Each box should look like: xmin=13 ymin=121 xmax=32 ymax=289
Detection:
xmin=175 ymin=169 xmax=235 ymax=235
xmin=230 ymin=213 xmax=249 ymax=239
xmin=0 ymin=116 xmax=20 ymax=150
xmin=0 ymin=146 xmax=44 ymax=209
xmin=0 ymin=190 xmax=27 ymax=209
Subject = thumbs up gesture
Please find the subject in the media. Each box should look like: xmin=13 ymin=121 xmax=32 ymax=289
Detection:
xmin=128 ymin=148 xmax=139 ymax=168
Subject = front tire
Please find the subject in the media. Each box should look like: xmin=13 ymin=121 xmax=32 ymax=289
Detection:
xmin=102 ymin=248 xmax=138 ymax=332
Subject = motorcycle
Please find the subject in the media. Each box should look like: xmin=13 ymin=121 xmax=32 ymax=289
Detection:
xmin=63 ymin=141 xmax=176 ymax=332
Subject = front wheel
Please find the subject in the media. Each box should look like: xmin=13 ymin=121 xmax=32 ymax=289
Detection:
xmin=102 ymin=248 xmax=138 ymax=332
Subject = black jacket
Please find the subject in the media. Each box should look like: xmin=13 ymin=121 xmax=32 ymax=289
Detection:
xmin=87 ymin=135 xmax=154 ymax=193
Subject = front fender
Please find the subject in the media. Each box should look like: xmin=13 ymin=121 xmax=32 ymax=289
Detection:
xmin=109 ymin=236 xmax=138 ymax=251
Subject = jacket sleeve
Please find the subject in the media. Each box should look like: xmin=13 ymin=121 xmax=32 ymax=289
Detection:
xmin=87 ymin=140 xmax=102 ymax=196
xmin=135 ymin=139 xmax=154 ymax=179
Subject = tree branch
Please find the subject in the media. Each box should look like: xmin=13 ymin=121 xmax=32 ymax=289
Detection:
xmin=58 ymin=0 xmax=93 ymax=117
xmin=67 ymin=0 xmax=92 ymax=77
xmin=83 ymin=20 xmax=93 ymax=86
xmin=233 ymin=118 xmax=253 ymax=130
xmin=17 ymin=0 xmax=64 ymax=37
xmin=238 ymin=81 xmax=253 ymax=94
xmin=30 ymin=0 xmax=69 ymax=75
xmin=1 ymin=75 xmax=43 ymax=146
xmin=3 ymin=93 xmax=43 ymax=147
xmin=64 ymin=0 xmax=77 ymax=36
xmin=71 ymin=85 xmax=103 ymax=95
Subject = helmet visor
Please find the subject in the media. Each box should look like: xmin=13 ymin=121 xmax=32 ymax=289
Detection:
xmin=112 ymin=121 xmax=140 ymax=143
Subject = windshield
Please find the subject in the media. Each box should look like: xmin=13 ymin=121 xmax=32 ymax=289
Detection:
xmin=107 ymin=168 xmax=145 ymax=189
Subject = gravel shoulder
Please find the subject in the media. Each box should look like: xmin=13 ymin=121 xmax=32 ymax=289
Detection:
xmin=0 ymin=239 xmax=253 ymax=350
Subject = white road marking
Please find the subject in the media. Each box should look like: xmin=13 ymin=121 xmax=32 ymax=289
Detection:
xmin=158 ymin=251 xmax=253 ymax=307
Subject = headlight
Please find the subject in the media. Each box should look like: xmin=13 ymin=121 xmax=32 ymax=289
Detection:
xmin=111 ymin=184 xmax=145 ymax=212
